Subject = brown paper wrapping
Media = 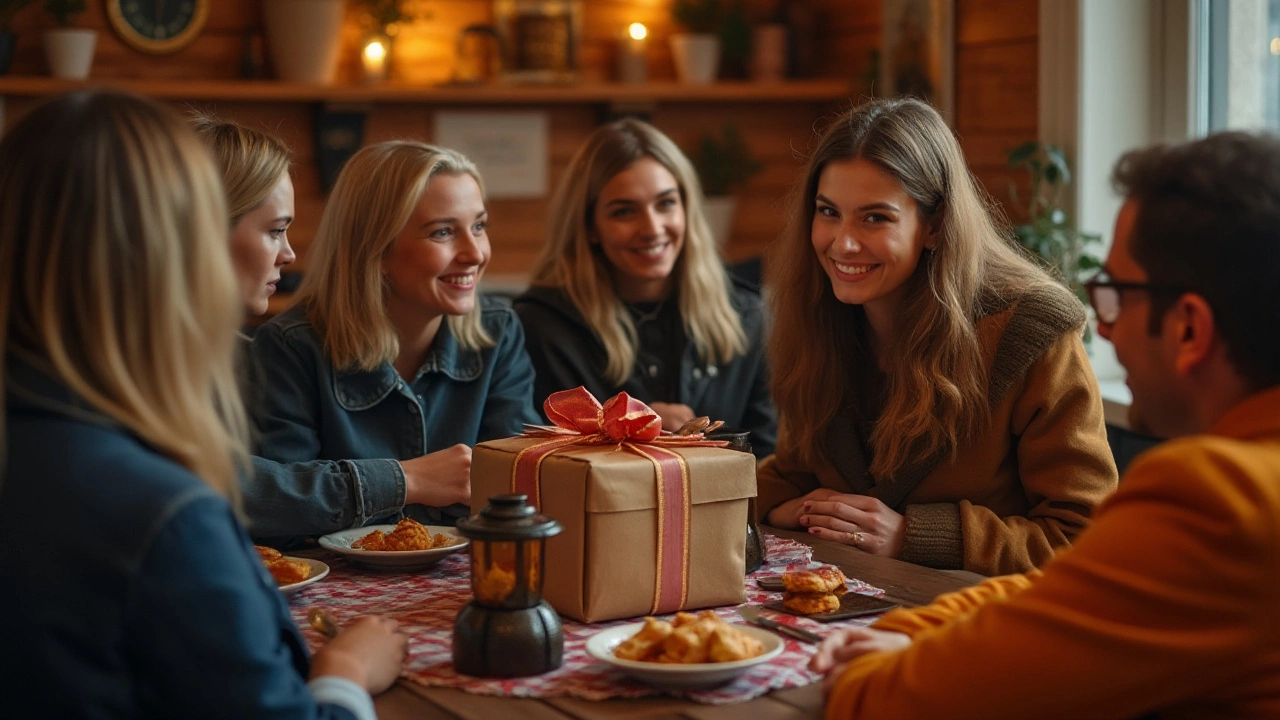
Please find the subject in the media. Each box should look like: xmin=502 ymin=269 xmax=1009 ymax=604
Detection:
xmin=472 ymin=436 xmax=757 ymax=623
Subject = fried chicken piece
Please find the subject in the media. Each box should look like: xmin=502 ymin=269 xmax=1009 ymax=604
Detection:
xmin=671 ymin=611 xmax=699 ymax=627
xmin=706 ymin=624 xmax=765 ymax=662
xmin=254 ymin=545 xmax=282 ymax=562
xmin=659 ymin=616 xmax=721 ymax=664
xmin=614 ymin=617 xmax=674 ymax=661
xmin=431 ymin=532 xmax=456 ymax=548
xmin=265 ymin=557 xmax=311 ymax=585
xmin=782 ymin=590 xmax=840 ymax=615
xmin=782 ymin=565 xmax=847 ymax=594
xmin=352 ymin=530 xmax=387 ymax=551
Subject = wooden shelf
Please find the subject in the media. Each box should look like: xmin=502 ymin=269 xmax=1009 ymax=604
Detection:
xmin=0 ymin=76 xmax=854 ymax=104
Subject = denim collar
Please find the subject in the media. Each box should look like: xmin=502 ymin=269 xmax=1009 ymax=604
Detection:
xmin=5 ymin=354 xmax=120 ymax=430
xmin=332 ymin=321 xmax=483 ymax=411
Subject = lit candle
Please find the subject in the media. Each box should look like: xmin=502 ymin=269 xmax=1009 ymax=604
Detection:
xmin=618 ymin=22 xmax=648 ymax=84
xmin=362 ymin=37 xmax=388 ymax=83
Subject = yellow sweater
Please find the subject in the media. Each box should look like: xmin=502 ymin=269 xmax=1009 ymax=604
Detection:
xmin=758 ymin=290 xmax=1119 ymax=575
xmin=826 ymin=385 xmax=1280 ymax=720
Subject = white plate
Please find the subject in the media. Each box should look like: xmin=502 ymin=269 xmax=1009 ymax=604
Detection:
xmin=318 ymin=525 xmax=469 ymax=571
xmin=585 ymin=621 xmax=784 ymax=690
xmin=279 ymin=558 xmax=329 ymax=597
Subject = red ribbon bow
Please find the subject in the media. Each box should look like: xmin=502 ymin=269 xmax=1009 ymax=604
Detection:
xmin=511 ymin=387 xmax=726 ymax=615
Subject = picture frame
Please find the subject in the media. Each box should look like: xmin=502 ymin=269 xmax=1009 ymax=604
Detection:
xmin=880 ymin=0 xmax=955 ymax=122
xmin=492 ymin=0 xmax=582 ymax=83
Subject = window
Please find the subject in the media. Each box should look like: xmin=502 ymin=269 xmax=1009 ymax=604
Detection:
xmin=1199 ymin=0 xmax=1280 ymax=132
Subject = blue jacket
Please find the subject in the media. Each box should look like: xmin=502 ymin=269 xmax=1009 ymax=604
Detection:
xmin=0 ymin=359 xmax=363 ymax=719
xmin=245 ymin=297 xmax=539 ymax=537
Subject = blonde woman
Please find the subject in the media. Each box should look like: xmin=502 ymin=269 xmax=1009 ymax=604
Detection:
xmin=759 ymin=98 xmax=1118 ymax=575
xmin=250 ymin=141 xmax=539 ymax=531
xmin=514 ymin=119 xmax=776 ymax=457
xmin=191 ymin=113 xmax=297 ymax=316
xmin=0 ymin=91 xmax=403 ymax=718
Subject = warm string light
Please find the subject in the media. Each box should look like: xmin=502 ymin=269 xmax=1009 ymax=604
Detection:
xmin=628 ymin=22 xmax=647 ymax=41
xmin=362 ymin=37 xmax=388 ymax=82
xmin=619 ymin=22 xmax=648 ymax=83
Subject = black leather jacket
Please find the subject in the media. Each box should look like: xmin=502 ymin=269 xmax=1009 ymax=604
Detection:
xmin=513 ymin=279 xmax=777 ymax=458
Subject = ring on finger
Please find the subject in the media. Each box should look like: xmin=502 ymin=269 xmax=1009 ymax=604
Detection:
xmin=844 ymin=531 xmax=864 ymax=547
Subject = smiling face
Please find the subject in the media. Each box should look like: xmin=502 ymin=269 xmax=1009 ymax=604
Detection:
xmin=811 ymin=158 xmax=933 ymax=320
xmin=381 ymin=172 xmax=490 ymax=326
xmin=229 ymin=172 xmax=295 ymax=316
xmin=592 ymin=157 xmax=686 ymax=302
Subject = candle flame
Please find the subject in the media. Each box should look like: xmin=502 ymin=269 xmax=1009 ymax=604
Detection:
xmin=364 ymin=40 xmax=387 ymax=62
xmin=628 ymin=23 xmax=647 ymax=41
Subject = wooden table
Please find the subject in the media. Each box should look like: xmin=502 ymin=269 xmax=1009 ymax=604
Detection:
xmin=365 ymin=527 xmax=983 ymax=720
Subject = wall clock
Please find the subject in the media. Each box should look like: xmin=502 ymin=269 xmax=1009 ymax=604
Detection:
xmin=107 ymin=0 xmax=210 ymax=55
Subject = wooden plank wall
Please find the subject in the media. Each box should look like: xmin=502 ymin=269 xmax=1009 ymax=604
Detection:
xmin=2 ymin=0 xmax=1037 ymax=278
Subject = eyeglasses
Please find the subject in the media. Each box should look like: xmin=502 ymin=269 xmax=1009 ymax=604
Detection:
xmin=1084 ymin=270 xmax=1185 ymax=325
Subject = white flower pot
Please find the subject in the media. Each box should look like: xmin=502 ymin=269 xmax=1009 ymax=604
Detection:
xmin=670 ymin=33 xmax=720 ymax=85
xmin=43 ymin=29 xmax=96 ymax=80
xmin=702 ymin=196 xmax=737 ymax=249
xmin=263 ymin=0 xmax=345 ymax=84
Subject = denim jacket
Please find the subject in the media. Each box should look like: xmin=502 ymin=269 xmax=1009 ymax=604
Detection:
xmin=0 ymin=359 xmax=366 ymax=719
xmin=245 ymin=297 xmax=539 ymax=537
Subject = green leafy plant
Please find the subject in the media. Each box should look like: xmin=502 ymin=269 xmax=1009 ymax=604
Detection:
xmin=352 ymin=0 xmax=426 ymax=34
xmin=0 ymin=0 xmax=38 ymax=33
xmin=42 ymin=0 xmax=83 ymax=28
xmin=693 ymin=123 xmax=764 ymax=197
xmin=1008 ymin=141 xmax=1102 ymax=307
xmin=671 ymin=0 xmax=723 ymax=34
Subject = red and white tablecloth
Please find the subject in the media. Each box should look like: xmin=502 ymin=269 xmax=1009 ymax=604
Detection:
xmin=288 ymin=535 xmax=885 ymax=705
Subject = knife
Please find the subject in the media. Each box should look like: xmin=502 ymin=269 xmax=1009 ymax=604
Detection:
xmin=737 ymin=605 xmax=823 ymax=644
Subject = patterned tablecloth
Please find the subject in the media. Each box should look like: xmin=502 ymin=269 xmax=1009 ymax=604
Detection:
xmin=288 ymin=535 xmax=885 ymax=705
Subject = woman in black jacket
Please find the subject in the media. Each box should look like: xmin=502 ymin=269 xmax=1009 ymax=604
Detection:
xmin=514 ymin=119 xmax=776 ymax=457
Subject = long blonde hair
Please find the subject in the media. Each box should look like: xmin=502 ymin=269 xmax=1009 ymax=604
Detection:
xmin=297 ymin=141 xmax=493 ymax=371
xmin=0 ymin=90 xmax=247 ymax=498
xmin=770 ymin=98 xmax=1062 ymax=478
xmin=189 ymin=112 xmax=292 ymax=224
xmin=529 ymin=118 xmax=745 ymax=385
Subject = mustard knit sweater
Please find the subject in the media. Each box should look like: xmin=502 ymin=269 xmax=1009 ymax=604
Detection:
xmin=826 ymin=385 xmax=1280 ymax=720
xmin=757 ymin=286 xmax=1119 ymax=575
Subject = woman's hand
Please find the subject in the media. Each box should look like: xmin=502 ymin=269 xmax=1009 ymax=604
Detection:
xmin=401 ymin=444 xmax=472 ymax=507
xmin=310 ymin=615 xmax=408 ymax=694
xmin=808 ymin=627 xmax=911 ymax=694
xmin=800 ymin=493 xmax=906 ymax=557
xmin=649 ymin=402 xmax=696 ymax=432
xmin=764 ymin=488 xmax=840 ymax=528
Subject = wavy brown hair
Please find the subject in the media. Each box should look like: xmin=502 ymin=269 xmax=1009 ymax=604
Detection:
xmin=769 ymin=98 xmax=1060 ymax=477
xmin=529 ymin=118 xmax=745 ymax=385
xmin=0 ymin=91 xmax=247 ymax=498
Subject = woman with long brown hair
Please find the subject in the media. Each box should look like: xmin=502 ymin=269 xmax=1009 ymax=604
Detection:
xmin=759 ymin=98 xmax=1118 ymax=575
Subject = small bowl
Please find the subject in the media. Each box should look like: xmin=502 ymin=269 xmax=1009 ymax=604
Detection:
xmin=318 ymin=525 xmax=468 ymax=571
xmin=585 ymin=621 xmax=783 ymax=690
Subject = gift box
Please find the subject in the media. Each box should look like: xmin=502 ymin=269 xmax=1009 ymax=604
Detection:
xmin=470 ymin=389 xmax=757 ymax=623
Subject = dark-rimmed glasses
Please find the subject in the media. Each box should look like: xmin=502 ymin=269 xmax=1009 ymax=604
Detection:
xmin=1084 ymin=270 xmax=1185 ymax=325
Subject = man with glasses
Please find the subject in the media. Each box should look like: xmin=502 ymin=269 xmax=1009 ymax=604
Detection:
xmin=811 ymin=131 xmax=1280 ymax=718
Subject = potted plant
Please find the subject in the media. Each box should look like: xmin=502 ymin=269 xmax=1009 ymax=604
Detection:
xmin=670 ymin=0 xmax=723 ymax=84
xmin=42 ymin=0 xmax=93 ymax=79
xmin=692 ymin=123 xmax=764 ymax=248
xmin=1007 ymin=141 xmax=1103 ymax=333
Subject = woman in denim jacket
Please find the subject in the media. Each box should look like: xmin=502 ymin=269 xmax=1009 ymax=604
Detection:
xmin=0 ymin=90 xmax=404 ymax=719
xmin=249 ymin=141 xmax=540 ymax=535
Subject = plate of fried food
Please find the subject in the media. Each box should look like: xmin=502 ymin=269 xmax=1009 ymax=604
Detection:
xmin=318 ymin=517 xmax=468 ymax=571
xmin=255 ymin=546 xmax=329 ymax=597
xmin=586 ymin=610 xmax=783 ymax=690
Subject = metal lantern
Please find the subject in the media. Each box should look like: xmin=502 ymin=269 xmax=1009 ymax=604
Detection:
xmin=452 ymin=494 xmax=563 ymax=677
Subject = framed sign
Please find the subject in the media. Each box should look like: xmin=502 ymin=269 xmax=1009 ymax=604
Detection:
xmin=880 ymin=0 xmax=955 ymax=122
xmin=493 ymin=0 xmax=582 ymax=83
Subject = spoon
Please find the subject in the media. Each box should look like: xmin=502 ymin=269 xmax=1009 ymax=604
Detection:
xmin=308 ymin=607 xmax=340 ymax=639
